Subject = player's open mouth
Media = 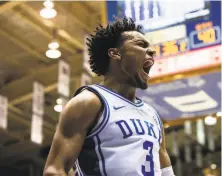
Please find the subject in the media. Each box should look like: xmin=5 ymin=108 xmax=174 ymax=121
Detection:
xmin=143 ymin=59 xmax=154 ymax=75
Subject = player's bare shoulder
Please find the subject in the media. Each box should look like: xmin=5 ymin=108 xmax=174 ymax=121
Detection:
xmin=43 ymin=90 xmax=102 ymax=176
xmin=59 ymin=89 xmax=103 ymax=135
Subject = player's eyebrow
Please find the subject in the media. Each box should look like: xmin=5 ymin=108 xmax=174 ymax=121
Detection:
xmin=134 ymin=39 xmax=150 ymax=47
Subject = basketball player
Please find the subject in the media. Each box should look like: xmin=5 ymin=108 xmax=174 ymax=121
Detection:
xmin=43 ymin=17 xmax=174 ymax=176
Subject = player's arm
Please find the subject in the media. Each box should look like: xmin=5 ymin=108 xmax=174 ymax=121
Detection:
xmin=159 ymin=126 xmax=175 ymax=176
xmin=43 ymin=90 xmax=102 ymax=176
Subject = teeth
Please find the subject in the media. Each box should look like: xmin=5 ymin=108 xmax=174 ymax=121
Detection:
xmin=143 ymin=62 xmax=153 ymax=68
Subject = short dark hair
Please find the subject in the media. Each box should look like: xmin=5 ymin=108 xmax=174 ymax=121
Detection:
xmin=86 ymin=17 xmax=143 ymax=76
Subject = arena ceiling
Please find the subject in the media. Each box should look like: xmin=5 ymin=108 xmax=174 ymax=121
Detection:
xmin=0 ymin=1 xmax=105 ymax=168
xmin=0 ymin=1 xmax=220 ymax=171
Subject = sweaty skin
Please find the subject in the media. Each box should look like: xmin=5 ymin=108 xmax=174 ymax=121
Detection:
xmin=43 ymin=30 xmax=171 ymax=176
xmin=43 ymin=90 xmax=102 ymax=176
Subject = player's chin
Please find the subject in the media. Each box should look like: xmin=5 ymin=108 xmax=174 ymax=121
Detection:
xmin=140 ymin=78 xmax=149 ymax=89
xmin=139 ymin=82 xmax=148 ymax=90
xmin=137 ymin=73 xmax=149 ymax=90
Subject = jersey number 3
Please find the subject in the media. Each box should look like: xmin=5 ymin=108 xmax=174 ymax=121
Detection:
xmin=142 ymin=141 xmax=154 ymax=176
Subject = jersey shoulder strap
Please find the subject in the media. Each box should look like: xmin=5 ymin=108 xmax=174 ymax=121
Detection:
xmin=74 ymin=84 xmax=113 ymax=101
xmin=73 ymin=85 xmax=110 ymax=138
xmin=146 ymin=104 xmax=163 ymax=130
xmin=145 ymin=103 xmax=163 ymax=144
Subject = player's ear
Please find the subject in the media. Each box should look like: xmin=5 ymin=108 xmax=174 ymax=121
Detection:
xmin=108 ymin=48 xmax=121 ymax=61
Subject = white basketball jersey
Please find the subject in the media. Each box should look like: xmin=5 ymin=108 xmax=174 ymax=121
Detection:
xmin=74 ymin=84 xmax=163 ymax=176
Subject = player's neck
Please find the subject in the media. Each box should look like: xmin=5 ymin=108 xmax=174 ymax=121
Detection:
xmin=101 ymin=76 xmax=136 ymax=102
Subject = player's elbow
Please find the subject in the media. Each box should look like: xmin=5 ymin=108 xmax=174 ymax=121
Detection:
xmin=43 ymin=165 xmax=67 ymax=176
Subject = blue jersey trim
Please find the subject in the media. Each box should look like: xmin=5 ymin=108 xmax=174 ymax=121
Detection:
xmin=147 ymin=104 xmax=163 ymax=144
xmin=147 ymin=104 xmax=163 ymax=129
xmin=95 ymin=84 xmax=144 ymax=107
xmin=75 ymin=160 xmax=85 ymax=176
xmin=95 ymin=135 xmax=107 ymax=176
xmin=153 ymin=109 xmax=163 ymax=130
xmin=75 ymin=164 xmax=82 ymax=176
xmin=74 ymin=171 xmax=79 ymax=176
xmin=82 ymin=86 xmax=110 ymax=138
xmin=78 ymin=137 xmax=102 ymax=176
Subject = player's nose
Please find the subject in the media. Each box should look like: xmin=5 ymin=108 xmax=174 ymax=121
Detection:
xmin=146 ymin=47 xmax=156 ymax=57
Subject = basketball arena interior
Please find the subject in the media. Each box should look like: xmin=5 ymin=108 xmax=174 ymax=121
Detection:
xmin=0 ymin=1 xmax=221 ymax=176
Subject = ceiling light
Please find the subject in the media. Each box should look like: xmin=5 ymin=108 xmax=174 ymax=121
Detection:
xmin=40 ymin=7 xmax=57 ymax=19
xmin=43 ymin=0 xmax=54 ymax=8
xmin=46 ymin=49 xmax=61 ymax=59
xmin=204 ymin=116 xmax=217 ymax=126
xmin=31 ymin=135 xmax=43 ymax=144
xmin=48 ymin=40 xmax=59 ymax=49
xmin=54 ymin=104 xmax=62 ymax=112
xmin=210 ymin=164 xmax=217 ymax=170
xmin=216 ymin=111 xmax=222 ymax=117
xmin=56 ymin=98 xmax=62 ymax=105
xmin=164 ymin=124 xmax=169 ymax=128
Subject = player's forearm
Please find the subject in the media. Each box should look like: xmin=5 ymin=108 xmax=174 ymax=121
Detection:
xmin=159 ymin=147 xmax=172 ymax=168
xmin=161 ymin=166 xmax=175 ymax=176
xmin=43 ymin=173 xmax=67 ymax=176
xmin=159 ymin=150 xmax=174 ymax=176
xmin=43 ymin=166 xmax=68 ymax=176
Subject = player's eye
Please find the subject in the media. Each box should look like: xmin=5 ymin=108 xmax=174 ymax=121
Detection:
xmin=138 ymin=41 xmax=148 ymax=48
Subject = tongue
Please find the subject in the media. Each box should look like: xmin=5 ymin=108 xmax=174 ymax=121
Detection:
xmin=143 ymin=61 xmax=153 ymax=68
